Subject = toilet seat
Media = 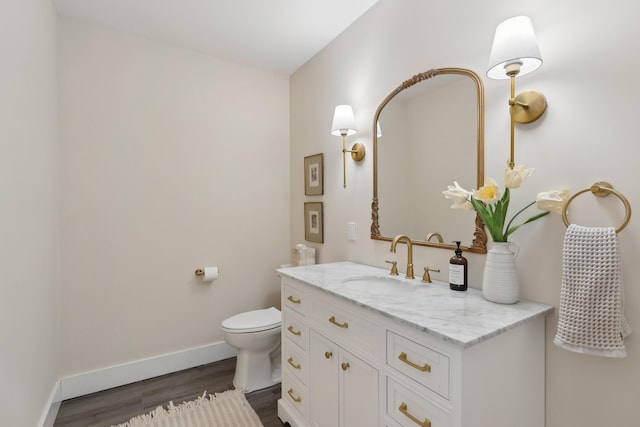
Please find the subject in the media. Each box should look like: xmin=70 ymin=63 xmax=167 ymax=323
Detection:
xmin=221 ymin=307 xmax=281 ymax=333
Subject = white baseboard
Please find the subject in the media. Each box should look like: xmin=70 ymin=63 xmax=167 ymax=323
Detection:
xmin=39 ymin=381 xmax=62 ymax=427
xmin=59 ymin=341 xmax=236 ymax=401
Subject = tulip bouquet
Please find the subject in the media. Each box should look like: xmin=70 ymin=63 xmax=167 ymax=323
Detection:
xmin=442 ymin=165 xmax=568 ymax=243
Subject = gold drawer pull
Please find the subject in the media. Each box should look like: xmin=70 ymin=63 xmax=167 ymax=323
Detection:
xmin=399 ymin=352 xmax=431 ymax=373
xmin=328 ymin=316 xmax=349 ymax=328
xmin=287 ymin=295 xmax=301 ymax=304
xmin=287 ymin=388 xmax=301 ymax=403
xmin=325 ymin=351 xmax=333 ymax=359
xmin=287 ymin=357 xmax=301 ymax=370
xmin=341 ymin=362 xmax=350 ymax=371
xmin=399 ymin=402 xmax=431 ymax=427
xmin=287 ymin=325 xmax=302 ymax=336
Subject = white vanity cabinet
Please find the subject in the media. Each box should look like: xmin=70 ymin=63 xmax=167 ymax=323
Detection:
xmin=280 ymin=278 xmax=380 ymax=427
xmin=277 ymin=262 xmax=553 ymax=427
xmin=309 ymin=329 xmax=378 ymax=427
xmin=280 ymin=281 xmax=310 ymax=422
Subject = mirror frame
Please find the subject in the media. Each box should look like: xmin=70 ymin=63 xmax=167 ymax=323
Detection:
xmin=371 ymin=68 xmax=487 ymax=253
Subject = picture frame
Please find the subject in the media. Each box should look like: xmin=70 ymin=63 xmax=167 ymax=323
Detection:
xmin=304 ymin=202 xmax=324 ymax=243
xmin=304 ymin=153 xmax=324 ymax=195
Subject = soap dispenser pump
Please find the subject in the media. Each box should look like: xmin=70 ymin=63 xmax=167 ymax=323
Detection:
xmin=449 ymin=241 xmax=468 ymax=291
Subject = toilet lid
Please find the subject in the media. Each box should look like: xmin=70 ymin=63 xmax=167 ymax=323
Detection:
xmin=221 ymin=307 xmax=281 ymax=333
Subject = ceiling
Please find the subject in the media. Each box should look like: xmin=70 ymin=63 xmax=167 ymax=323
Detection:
xmin=52 ymin=0 xmax=380 ymax=75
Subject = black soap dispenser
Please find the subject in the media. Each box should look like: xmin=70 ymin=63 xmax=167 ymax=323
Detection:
xmin=449 ymin=241 xmax=468 ymax=291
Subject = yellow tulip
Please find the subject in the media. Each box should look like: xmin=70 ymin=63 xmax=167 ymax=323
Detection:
xmin=473 ymin=177 xmax=501 ymax=204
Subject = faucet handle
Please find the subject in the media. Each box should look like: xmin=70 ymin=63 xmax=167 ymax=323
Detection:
xmin=422 ymin=266 xmax=440 ymax=283
xmin=385 ymin=260 xmax=399 ymax=276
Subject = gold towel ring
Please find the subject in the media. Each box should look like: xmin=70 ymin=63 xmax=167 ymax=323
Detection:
xmin=561 ymin=181 xmax=631 ymax=233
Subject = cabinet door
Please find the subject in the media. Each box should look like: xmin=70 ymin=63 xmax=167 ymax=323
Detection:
xmin=341 ymin=348 xmax=379 ymax=427
xmin=310 ymin=330 xmax=339 ymax=427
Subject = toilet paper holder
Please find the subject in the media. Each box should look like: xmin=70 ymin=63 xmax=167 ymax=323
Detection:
xmin=194 ymin=266 xmax=219 ymax=282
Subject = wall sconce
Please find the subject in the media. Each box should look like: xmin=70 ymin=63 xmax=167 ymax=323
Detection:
xmin=331 ymin=105 xmax=365 ymax=188
xmin=487 ymin=16 xmax=547 ymax=169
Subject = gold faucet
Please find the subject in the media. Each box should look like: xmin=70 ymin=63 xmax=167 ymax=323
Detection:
xmin=426 ymin=232 xmax=444 ymax=243
xmin=390 ymin=234 xmax=414 ymax=279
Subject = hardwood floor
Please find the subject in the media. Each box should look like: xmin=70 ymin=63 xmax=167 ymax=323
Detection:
xmin=53 ymin=357 xmax=286 ymax=427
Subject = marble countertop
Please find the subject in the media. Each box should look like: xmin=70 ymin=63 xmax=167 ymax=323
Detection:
xmin=276 ymin=261 xmax=553 ymax=348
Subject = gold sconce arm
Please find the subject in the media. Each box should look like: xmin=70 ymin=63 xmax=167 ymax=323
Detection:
xmin=340 ymin=132 xmax=366 ymax=188
xmin=511 ymin=90 xmax=547 ymax=123
xmin=344 ymin=143 xmax=366 ymax=161
xmin=506 ymin=69 xmax=547 ymax=169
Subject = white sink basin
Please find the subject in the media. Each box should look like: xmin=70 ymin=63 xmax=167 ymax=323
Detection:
xmin=339 ymin=275 xmax=418 ymax=295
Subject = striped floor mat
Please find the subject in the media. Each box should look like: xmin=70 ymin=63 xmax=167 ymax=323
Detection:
xmin=112 ymin=390 xmax=263 ymax=427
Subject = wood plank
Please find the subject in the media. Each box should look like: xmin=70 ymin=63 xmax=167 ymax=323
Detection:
xmin=54 ymin=357 xmax=285 ymax=426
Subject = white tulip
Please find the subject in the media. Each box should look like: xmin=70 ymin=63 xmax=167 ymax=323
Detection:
xmin=442 ymin=181 xmax=474 ymax=210
xmin=504 ymin=164 xmax=535 ymax=189
xmin=536 ymin=189 xmax=570 ymax=214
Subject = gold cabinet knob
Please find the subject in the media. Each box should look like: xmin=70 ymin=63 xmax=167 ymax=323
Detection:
xmin=341 ymin=362 xmax=350 ymax=371
xmin=325 ymin=351 xmax=333 ymax=359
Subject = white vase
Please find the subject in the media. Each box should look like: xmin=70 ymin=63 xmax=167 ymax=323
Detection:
xmin=482 ymin=242 xmax=520 ymax=304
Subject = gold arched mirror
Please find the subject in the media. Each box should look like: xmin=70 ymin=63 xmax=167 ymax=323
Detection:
xmin=371 ymin=68 xmax=487 ymax=253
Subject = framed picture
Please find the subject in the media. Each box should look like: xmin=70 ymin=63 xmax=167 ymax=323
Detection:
xmin=304 ymin=153 xmax=323 ymax=195
xmin=304 ymin=202 xmax=324 ymax=243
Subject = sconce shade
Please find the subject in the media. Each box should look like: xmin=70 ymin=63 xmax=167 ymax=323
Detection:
xmin=331 ymin=105 xmax=357 ymax=136
xmin=487 ymin=16 xmax=542 ymax=80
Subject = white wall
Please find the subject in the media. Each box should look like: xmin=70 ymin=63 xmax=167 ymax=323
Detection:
xmin=58 ymin=19 xmax=290 ymax=375
xmin=0 ymin=1 xmax=60 ymax=426
xmin=290 ymin=0 xmax=640 ymax=425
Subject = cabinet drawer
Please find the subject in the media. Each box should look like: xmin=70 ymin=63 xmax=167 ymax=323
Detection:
xmin=283 ymin=310 xmax=308 ymax=351
xmin=283 ymin=340 xmax=308 ymax=385
xmin=310 ymin=297 xmax=378 ymax=359
xmin=283 ymin=282 xmax=308 ymax=316
xmin=387 ymin=377 xmax=452 ymax=427
xmin=387 ymin=331 xmax=450 ymax=399
xmin=282 ymin=372 xmax=308 ymax=420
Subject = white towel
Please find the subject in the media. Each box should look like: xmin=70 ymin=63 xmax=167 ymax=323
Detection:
xmin=554 ymin=224 xmax=631 ymax=358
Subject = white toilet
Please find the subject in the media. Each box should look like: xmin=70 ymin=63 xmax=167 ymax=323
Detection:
xmin=221 ymin=306 xmax=282 ymax=392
